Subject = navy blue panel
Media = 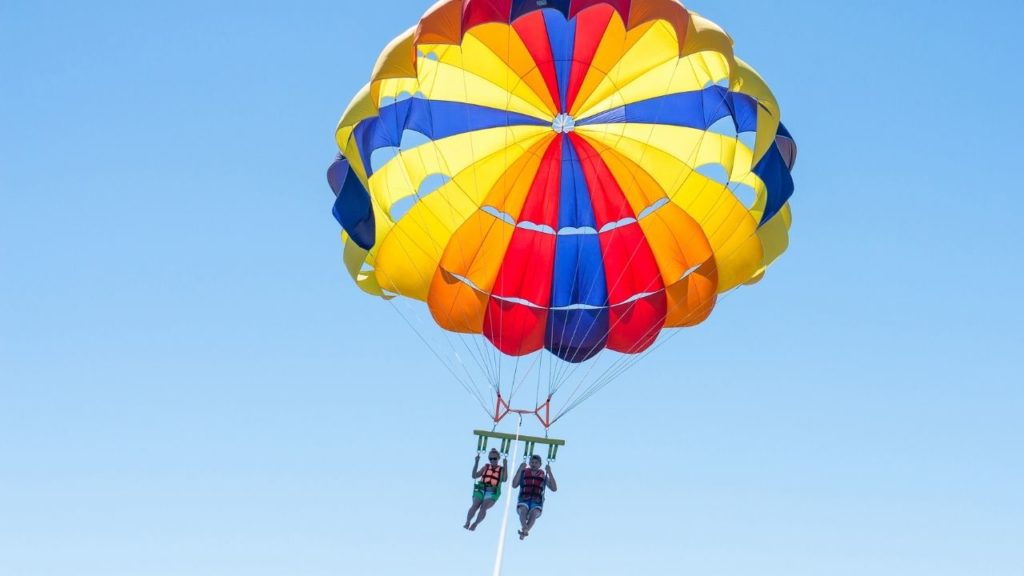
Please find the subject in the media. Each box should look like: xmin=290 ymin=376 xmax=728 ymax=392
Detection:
xmin=577 ymin=86 xmax=765 ymax=134
xmin=352 ymin=99 xmax=548 ymax=176
xmin=410 ymin=100 xmax=547 ymax=140
xmin=582 ymin=106 xmax=626 ymax=124
xmin=327 ymin=155 xmax=376 ymax=250
xmin=777 ymin=122 xmax=793 ymax=140
xmin=543 ymin=8 xmax=575 ymax=112
xmin=551 ymin=234 xmax=607 ymax=308
xmin=726 ymin=92 xmax=759 ymax=133
xmin=578 ymin=86 xmax=732 ymax=129
xmin=557 ymin=136 xmax=598 ymax=231
xmin=511 ymin=0 xmax=570 ymax=20
xmin=553 ymin=137 xmax=602 ymax=311
xmin=546 ymin=308 xmax=608 ymax=363
xmin=326 ymin=154 xmax=349 ymax=199
xmin=550 ymin=139 xmax=605 ymax=307
xmin=700 ymin=85 xmax=731 ymax=127
xmin=547 ymin=233 xmax=608 ymax=362
xmin=545 ymin=135 xmax=609 ymax=362
xmin=753 ymin=142 xmax=795 ymax=226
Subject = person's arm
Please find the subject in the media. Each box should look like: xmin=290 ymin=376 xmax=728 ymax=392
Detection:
xmin=545 ymin=464 xmax=558 ymax=492
xmin=500 ymin=458 xmax=509 ymax=483
xmin=472 ymin=455 xmax=482 ymax=479
xmin=512 ymin=462 xmax=526 ymax=488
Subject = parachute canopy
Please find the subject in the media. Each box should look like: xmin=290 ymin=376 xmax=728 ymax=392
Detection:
xmin=330 ymin=0 xmax=797 ymax=368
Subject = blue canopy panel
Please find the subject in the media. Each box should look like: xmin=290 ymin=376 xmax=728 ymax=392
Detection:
xmin=351 ymin=98 xmax=549 ymax=177
xmin=543 ymin=7 xmax=576 ymax=112
xmin=546 ymin=136 xmax=609 ymax=363
xmin=753 ymin=137 xmax=795 ymax=226
xmin=576 ymin=86 xmax=759 ymax=133
xmin=328 ymin=155 xmax=376 ymax=250
xmin=777 ymin=122 xmax=794 ymax=140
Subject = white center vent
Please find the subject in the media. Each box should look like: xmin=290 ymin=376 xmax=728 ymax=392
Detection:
xmin=552 ymin=113 xmax=576 ymax=134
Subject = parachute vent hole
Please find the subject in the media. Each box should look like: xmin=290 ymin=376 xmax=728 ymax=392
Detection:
xmin=481 ymin=205 xmax=516 ymax=226
xmin=399 ymin=130 xmax=431 ymax=150
xmin=708 ymin=116 xmax=738 ymax=138
xmin=597 ymin=218 xmax=636 ymax=233
xmin=369 ymin=130 xmax=432 ymax=173
xmin=552 ymin=113 xmax=576 ymax=133
xmin=389 ymin=196 xmax=417 ymax=222
xmin=418 ymin=173 xmax=451 ymax=196
xmin=702 ymin=78 xmax=722 ymax=90
xmin=696 ymin=163 xmax=730 ymax=186
xmin=369 ymin=148 xmax=398 ymax=172
xmin=516 ymin=220 xmax=556 ymax=235
xmin=389 ymin=173 xmax=451 ymax=222
xmin=638 ymin=197 xmax=670 ymax=220
xmin=417 ymin=51 xmax=439 ymax=62
xmin=730 ymin=183 xmax=758 ymax=209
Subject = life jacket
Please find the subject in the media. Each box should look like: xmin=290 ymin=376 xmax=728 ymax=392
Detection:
xmin=480 ymin=464 xmax=503 ymax=487
xmin=518 ymin=468 xmax=546 ymax=502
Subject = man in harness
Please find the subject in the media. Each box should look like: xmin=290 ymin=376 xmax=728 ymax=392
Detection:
xmin=512 ymin=454 xmax=558 ymax=540
xmin=464 ymin=448 xmax=508 ymax=531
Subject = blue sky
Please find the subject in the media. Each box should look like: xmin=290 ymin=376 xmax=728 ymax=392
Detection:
xmin=2 ymin=1 xmax=1022 ymax=575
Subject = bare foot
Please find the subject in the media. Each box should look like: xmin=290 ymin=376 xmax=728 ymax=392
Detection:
xmin=463 ymin=523 xmax=471 ymax=530
xmin=469 ymin=522 xmax=478 ymax=531
xmin=518 ymin=530 xmax=528 ymax=540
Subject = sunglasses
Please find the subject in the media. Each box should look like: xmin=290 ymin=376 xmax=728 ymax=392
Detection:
xmin=489 ymin=457 xmax=499 ymax=461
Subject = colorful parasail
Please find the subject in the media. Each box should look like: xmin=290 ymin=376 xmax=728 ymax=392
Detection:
xmin=328 ymin=0 xmax=798 ymax=425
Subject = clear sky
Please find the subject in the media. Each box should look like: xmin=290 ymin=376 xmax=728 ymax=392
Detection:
xmin=2 ymin=1 xmax=1022 ymax=575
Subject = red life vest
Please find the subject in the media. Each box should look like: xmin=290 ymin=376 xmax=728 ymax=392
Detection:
xmin=480 ymin=464 xmax=503 ymax=487
xmin=518 ymin=468 xmax=546 ymax=502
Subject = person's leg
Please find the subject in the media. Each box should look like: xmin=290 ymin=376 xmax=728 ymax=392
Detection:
xmin=470 ymin=498 xmax=497 ymax=529
xmin=465 ymin=496 xmax=483 ymax=529
xmin=517 ymin=504 xmax=529 ymax=538
xmin=525 ymin=508 xmax=543 ymax=533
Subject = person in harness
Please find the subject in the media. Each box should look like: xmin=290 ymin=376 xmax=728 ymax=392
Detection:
xmin=512 ymin=454 xmax=558 ymax=540
xmin=464 ymin=448 xmax=508 ymax=531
